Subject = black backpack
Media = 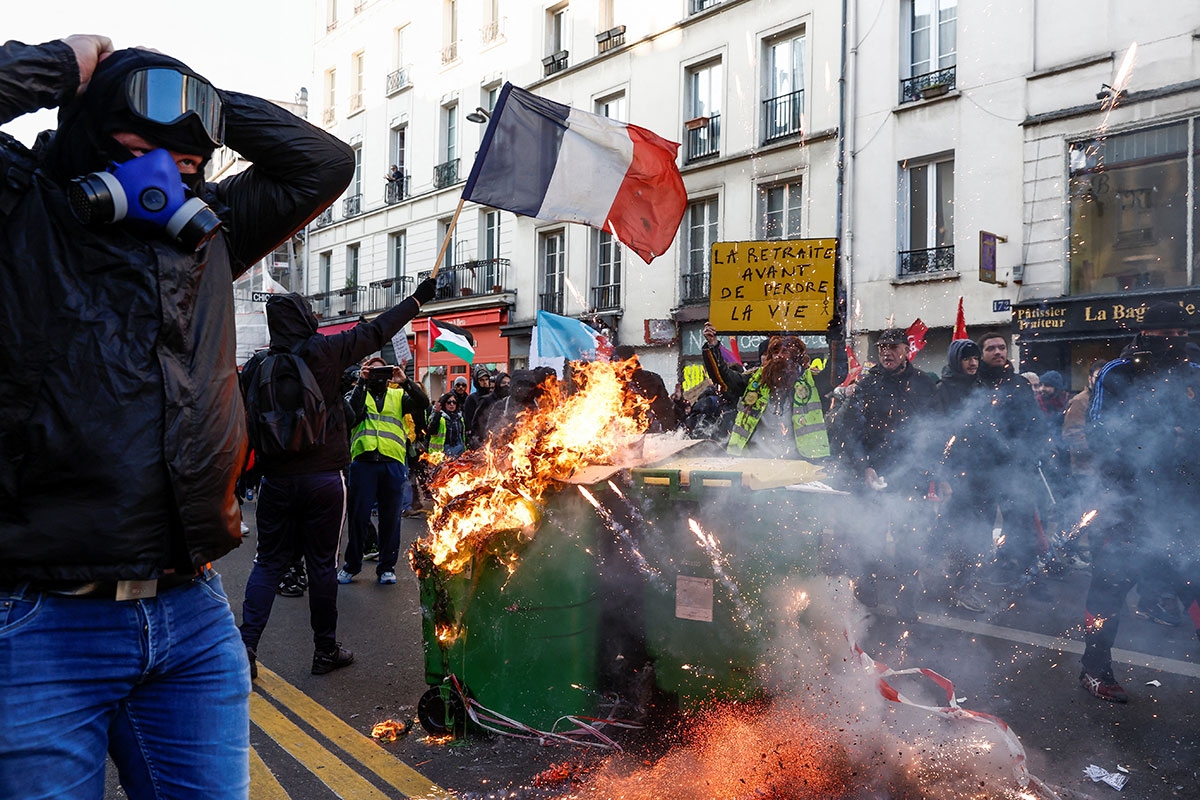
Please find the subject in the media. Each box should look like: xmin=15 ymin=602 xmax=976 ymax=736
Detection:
xmin=244 ymin=343 xmax=328 ymax=455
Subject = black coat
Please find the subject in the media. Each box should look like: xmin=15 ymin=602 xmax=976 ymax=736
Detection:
xmin=839 ymin=362 xmax=940 ymax=480
xmin=0 ymin=41 xmax=354 ymax=582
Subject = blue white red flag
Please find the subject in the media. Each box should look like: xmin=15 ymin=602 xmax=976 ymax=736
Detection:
xmin=462 ymin=83 xmax=686 ymax=264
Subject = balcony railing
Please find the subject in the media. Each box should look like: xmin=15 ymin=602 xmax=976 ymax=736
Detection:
xmin=416 ymin=258 xmax=512 ymax=301
xmin=336 ymin=284 xmax=367 ymax=316
xmin=901 ymin=65 xmax=957 ymax=103
xmin=322 ymin=107 xmax=335 ymax=126
xmin=353 ymin=0 xmax=366 ymax=13
xmin=596 ymin=25 xmax=625 ymax=53
xmin=542 ymin=50 xmax=569 ymax=77
xmin=898 ymin=245 xmax=955 ymax=278
xmin=690 ymin=0 xmax=722 ymax=13
xmin=306 ymin=290 xmax=334 ymax=318
xmin=685 ymin=113 xmax=721 ymax=162
xmin=342 ymin=194 xmax=362 ymax=217
xmin=762 ymin=89 xmax=804 ymax=143
xmin=368 ymin=276 xmax=416 ymax=312
xmin=441 ymin=40 xmax=459 ymax=64
xmin=433 ymin=158 xmax=460 ymax=189
xmin=538 ymin=290 xmax=565 ymax=315
xmin=349 ymin=92 xmax=363 ymax=113
xmin=384 ymin=174 xmax=409 ymax=204
xmin=481 ymin=18 xmax=504 ymax=44
xmin=680 ymin=270 xmax=711 ymax=304
xmin=591 ymin=283 xmax=622 ymax=311
xmin=385 ymin=66 xmax=411 ymax=95
xmin=314 ymin=208 xmax=334 ymax=229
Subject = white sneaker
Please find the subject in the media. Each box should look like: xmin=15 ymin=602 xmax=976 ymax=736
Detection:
xmin=378 ymin=571 xmax=397 ymax=585
xmin=337 ymin=569 xmax=355 ymax=584
xmin=240 ymin=522 xmax=251 ymax=534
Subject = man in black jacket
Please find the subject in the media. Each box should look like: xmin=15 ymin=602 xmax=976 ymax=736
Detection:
xmin=239 ymin=285 xmax=433 ymax=678
xmin=0 ymin=35 xmax=356 ymax=798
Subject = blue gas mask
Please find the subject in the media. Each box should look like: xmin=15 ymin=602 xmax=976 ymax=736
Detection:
xmin=68 ymin=148 xmax=222 ymax=251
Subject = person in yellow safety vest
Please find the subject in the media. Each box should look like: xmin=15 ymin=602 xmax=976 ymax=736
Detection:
xmin=338 ymin=359 xmax=427 ymax=586
xmin=427 ymin=392 xmax=467 ymax=457
xmin=701 ymin=321 xmax=829 ymax=460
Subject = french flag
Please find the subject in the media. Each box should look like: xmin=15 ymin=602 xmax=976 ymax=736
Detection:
xmin=462 ymin=83 xmax=687 ymax=264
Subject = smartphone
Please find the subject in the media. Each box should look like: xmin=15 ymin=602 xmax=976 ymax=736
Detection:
xmin=369 ymin=366 xmax=394 ymax=380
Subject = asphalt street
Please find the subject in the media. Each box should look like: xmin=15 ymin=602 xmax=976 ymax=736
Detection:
xmin=102 ymin=497 xmax=1200 ymax=800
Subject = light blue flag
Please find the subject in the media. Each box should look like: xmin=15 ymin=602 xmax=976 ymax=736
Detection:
xmin=535 ymin=310 xmax=604 ymax=361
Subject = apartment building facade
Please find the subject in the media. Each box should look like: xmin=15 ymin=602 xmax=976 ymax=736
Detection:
xmin=301 ymin=0 xmax=1200 ymax=394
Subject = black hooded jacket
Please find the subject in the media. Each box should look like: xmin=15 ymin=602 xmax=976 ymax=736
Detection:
xmin=242 ymin=293 xmax=424 ymax=477
xmin=0 ymin=41 xmax=354 ymax=582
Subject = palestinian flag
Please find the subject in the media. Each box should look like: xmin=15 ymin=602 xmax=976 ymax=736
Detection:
xmin=429 ymin=318 xmax=476 ymax=363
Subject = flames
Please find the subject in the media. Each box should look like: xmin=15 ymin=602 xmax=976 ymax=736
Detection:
xmin=369 ymin=719 xmax=410 ymax=741
xmin=412 ymin=360 xmax=650 ymax=575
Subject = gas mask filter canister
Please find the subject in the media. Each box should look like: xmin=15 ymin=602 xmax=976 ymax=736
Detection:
xmin=68 ymin=148 xmax=221 ymax=250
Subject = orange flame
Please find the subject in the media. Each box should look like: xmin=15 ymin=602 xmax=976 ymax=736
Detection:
xmin=414 ymin=360 xmax=649 ymax=574
xmin=370 ymin=719 xmax=410 ymax=741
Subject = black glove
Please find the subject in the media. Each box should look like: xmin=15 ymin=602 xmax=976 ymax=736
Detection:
xmin=413 ymin=278 xmax=437 ymax=305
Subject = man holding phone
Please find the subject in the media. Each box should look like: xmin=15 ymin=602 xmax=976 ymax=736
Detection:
xmin=339 ymin=358 xmax=428 ymax=587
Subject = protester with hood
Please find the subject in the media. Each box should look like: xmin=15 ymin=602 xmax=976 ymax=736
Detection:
xmin=973 ymin=332 xmax=1048 ymax=588
xmin=613 ymin=344 xmax=678 ymax=432
xmin=0 ymin=35 xmax=358 ymax=797
xmin=471 ymin=371 xmax=511 ymax=447
xmin=240 ymin=283 xmax=433 ymax=680
xmin=429 ymin=392 xmax=468 ymax=457
xmin=462 ymin=366 xmax=493 ymax=447
xmin=1079 ymin=302 xmax=1200 ymax=703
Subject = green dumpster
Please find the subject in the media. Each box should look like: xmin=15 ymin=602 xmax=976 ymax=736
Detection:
xmin=630 ymin=458 xmax=842 ymax=710
xmin=413 ymin=488 xmax=600 ymax=735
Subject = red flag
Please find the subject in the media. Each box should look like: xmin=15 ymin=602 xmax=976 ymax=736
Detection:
xmin=906 ymin=318 xmax=928 ymax=361
xmin=838 ymin=344 xmax=862 ymax=387
xmin=727 ymin=336 xmax=742 ymax=365
xmin=953 ymin=297 xmax=969 ymax=340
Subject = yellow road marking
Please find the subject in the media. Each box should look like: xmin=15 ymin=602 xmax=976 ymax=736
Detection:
xmin=251 ymin=693 xmax=393 ymax=799
xmin=249 ymin=746 xmax=291 ymax=800
xmin=254 ymin=665 xmax=452 ymax=799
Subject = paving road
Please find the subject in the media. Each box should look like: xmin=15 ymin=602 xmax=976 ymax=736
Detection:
xmin=105 ymin=497 xmax=1199 ymax=800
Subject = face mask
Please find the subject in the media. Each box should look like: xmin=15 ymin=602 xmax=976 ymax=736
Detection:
xmin=68 ymin=148 xmax=221 ymax=250
xmin=1140 ymin=335 xmax=1188 ymax=363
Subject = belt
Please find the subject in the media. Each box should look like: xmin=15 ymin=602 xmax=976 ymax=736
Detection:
xmin=13 ymin=568 xmax=209 ymax=600
xmin=355 ymin=452 xmax=399 ymax=463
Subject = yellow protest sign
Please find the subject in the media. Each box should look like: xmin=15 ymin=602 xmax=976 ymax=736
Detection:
xmin=709 ymin=239 xmax=837 ymax=333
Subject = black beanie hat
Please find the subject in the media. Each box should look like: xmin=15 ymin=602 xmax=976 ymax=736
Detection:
xmin=1140 ymin=301 xmax=1188 ymax=331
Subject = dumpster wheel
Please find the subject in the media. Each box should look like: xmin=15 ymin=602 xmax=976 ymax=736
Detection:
xmin=418 ymin=683 xmax=468 ymax=736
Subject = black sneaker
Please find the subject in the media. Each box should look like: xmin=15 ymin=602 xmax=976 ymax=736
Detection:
xmin=246 ymin=645 xmax=258 ymax=681
xmin=1079 ymin=668 xmax=1128 ymax=703
xmin=312 ymin=643 xmax=355 ymax=675
xmin=277 ymin=565 xmax=305 ymax=597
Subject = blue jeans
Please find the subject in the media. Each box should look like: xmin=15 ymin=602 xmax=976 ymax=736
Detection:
xmin=0 ymin=571 xmax=250 ymax=799
xmin=345 ymin=458 xmax=408 ymax=575
xmin=241 ymin=471 xmax=346 ymax=652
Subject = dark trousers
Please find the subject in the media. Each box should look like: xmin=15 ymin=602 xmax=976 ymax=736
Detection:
xmin=241 ymin=471 xmax=346 ymax=652
xmin=345 ymin=458 xmax=408 ymax=575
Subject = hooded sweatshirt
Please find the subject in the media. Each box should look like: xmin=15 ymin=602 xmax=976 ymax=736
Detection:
xmin=243 ymin=292 xmax=424 ymax=477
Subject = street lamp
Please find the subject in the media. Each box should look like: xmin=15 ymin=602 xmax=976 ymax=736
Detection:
xmin=466 ymin=106 xmax=491 ymax=124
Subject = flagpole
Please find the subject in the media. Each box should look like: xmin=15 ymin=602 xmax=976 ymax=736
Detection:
xmin=429 ymin=196 xmax=467 ymax=280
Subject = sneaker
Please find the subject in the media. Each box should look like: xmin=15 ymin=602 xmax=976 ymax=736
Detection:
xmin=1079 ymin=668 xmax=1128 ymax=703
xmin=1135 ymin=597 xmax=1182 ymax=627
xmin=378 ymin=571 xmax=397 ymax=585
xmin=362 ymin=549 xmax=379 ymax=562
xmin=337 ymin=568 xmax=356 ymax=585
xmin=245 ymin=645 xmax=258 ymax=681
xmin=312 ymin=643 xmax=354 ymax=675
xmin=240 ymin=522 xmax=251 ymax=535
xmin=277 ymin=580 xmax=304 ymax=598
xmin=950 ymin=590 xmax=987 ymax=613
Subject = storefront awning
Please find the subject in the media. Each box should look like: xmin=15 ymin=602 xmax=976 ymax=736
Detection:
xmin=317 ymin=320 xmax=361 ymax=336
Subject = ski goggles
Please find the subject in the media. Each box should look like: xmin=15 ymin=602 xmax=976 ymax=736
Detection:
xmin=125 ymin=67 xmax=224 ymax=147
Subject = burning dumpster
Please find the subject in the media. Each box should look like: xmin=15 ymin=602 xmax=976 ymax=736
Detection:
xmin=412 ymin=488 xmax=600 ymax=735
xmin=629 ymin=456 xmax=846 ymax=710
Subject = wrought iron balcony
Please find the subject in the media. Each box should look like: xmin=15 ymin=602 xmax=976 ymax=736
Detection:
xmin=322 ymin=106 xmax=335 ymax=126
xmin=349 ymin=93 xmax=363 ymax=113
xmin=367 ymin=276 xmax=416 ymax=312
xmin=680 ymin=270 xmax=711 ymax=304
xmin=901 ymin=65 xmax=957 ymax=104
xmin=314 ymin=208 xmax=334 ymax=229
xmin=685 ymin=114 xmax=720 ymax=162
xmin=538 ymin=290 xmax=565 ymax=315
xmin=762 ymin=89 xmax=804 ymax=143
xmin=384 ymin=174 xmax=409 ymax=204
xmin=336 ymin=284 xmax=367 ymax=316
xmin=591 ymin=284 xmax=622 ymax=312
xmin=385 ymin=66 xmax=411 ymax=95
xmin=441 ymin=40 xmax=459 ymax=64
xmin=415 ymin=258 xmax=512 ymax=301
xmin=306 ymin=290 xmax=334 ymax=319
xmin=596 ymin=25 xmax=625 ymax=53
xmin=433 ymin=159 xmax=460 ymax=189
xmin=542 ymin=50 xmax=569 ymax=77
xmin=898 ymin=245 xmax=955 ymax=278
xmin=342 ymin=194 xmax=362 ymax=217
xmin=481 ymin=19 xmax=504 ymax=44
